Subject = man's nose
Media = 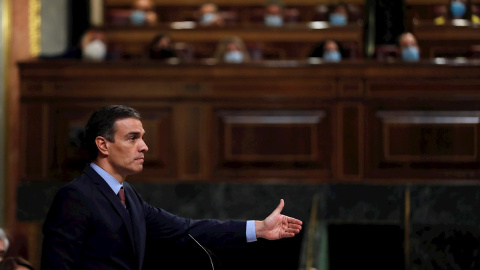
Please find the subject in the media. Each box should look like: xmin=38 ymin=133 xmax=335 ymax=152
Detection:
xmin=140 ymin=140 xmax=149 ymax=152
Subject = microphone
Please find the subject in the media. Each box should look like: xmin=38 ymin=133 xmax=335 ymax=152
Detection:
xmin=188 ymin=234 xmax=215 ymax=270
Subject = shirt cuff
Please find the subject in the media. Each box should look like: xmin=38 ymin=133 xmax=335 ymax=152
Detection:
xmin=246 ymin=220 xmax=257 ymax=242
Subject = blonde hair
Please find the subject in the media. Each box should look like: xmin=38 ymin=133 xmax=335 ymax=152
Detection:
xmin=213 ymin=36 xmax=251 ymax=62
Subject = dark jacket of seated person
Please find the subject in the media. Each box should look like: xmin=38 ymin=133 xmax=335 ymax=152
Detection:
xmin=148 ymin=34 xmax=178 ymax=60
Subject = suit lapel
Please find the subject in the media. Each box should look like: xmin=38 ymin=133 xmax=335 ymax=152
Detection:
xmin=83 ymin=166 xmax=138 ymax=258
xmin=124 ymin=183 xmax=145 ymax=268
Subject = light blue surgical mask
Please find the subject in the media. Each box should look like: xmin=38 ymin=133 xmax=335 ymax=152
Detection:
xmin=264 ymin=15 xmax=283 ymax=27
xmin=224 ymin=51 xmax=244 ymax=63
xmin=329 ymin=13 xmax=347 ymax=25
xmin=450 ymin=1 xmax=466 ymax=18
xmin=401 ymin=46 xmax=420 ymax=62
xmin=323 ymin=50 xmax=342 ymax=62
xmin=130 ymin=10 xmax=146 ymax=25
xmin=201 ymin=13 xmax=216 ymax=24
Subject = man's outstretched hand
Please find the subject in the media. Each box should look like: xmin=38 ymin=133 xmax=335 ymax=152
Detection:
xmin=255 ymin=199 xmax=303 ymax=240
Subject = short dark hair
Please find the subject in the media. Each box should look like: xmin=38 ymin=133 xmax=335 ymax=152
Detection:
xmin=84 ymin=105 xmax=141 ymax=161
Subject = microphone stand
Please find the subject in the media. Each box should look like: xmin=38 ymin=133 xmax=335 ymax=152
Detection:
xmin=189 ymin=234 xmax=215 ymax=270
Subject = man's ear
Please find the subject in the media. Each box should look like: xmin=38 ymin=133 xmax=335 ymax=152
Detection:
xmin=95 ymin=136 xmax=109 ymax=156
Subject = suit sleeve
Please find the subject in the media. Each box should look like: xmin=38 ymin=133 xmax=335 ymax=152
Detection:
xmin=141 ymin=200 xmax=248 ymax=249
xmin=41 ymin=186 xmax=90 ymax=270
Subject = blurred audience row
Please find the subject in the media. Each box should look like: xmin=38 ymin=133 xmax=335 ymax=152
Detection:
xmin=42 ymin=0 xmax=480 ymax=63
xmin=50 ymin=26 xmax=422 ymax=63
xmin=112 ymin=0 xmax=480 ymax=27
xmin=115 ymin=0 xmax=357 ymax=27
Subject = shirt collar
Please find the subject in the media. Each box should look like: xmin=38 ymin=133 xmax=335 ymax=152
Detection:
xmin=90 ymin=163 xmax=123 ymax=195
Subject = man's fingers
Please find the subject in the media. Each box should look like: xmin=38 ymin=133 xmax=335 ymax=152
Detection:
xmin=286 ymin=216 xmax=303 ymax=225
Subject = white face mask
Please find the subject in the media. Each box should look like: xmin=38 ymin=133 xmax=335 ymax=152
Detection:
xmin=82 ymin=39 xmax=107 ymax=61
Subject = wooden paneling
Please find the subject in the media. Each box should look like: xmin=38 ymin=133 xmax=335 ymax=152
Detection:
xmin=18 ymin=60 xmax=480 ymax=182
xmin=20 ymin=104 xmax=48 ymax=180
xmin=367 ymin=109 xmax=480 ymax=179
xmin=379 ymin=111 xmax=478 ymax=162
xmin=338 ymin=103 xmax=363 ymax=180
xmin=213 ymin=109 xmax=331 ymax=179
xmin=413 ymin=21 xmax=480 ymax=59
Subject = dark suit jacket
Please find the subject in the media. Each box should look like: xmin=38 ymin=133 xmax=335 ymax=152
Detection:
xmin=41 ymin=166 xmax=247 ymax=270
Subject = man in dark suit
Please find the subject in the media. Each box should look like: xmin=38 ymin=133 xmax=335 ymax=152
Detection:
xmin=41 ymin=105 xmax=303 ymax=270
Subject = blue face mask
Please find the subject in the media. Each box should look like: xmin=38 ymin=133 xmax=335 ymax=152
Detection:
xmin=450 ymin=1 xmax=466 ymax=18
xmin=201 ymin=13 xmax=216 ymax=24
xmin=130 ymin=10 xmax=146 ymax=25
xmin=401 ymin=46 xmax=420 ymax=62
xmin=264 ymin=15 xmax=283 ymax=27
xmin=224 ymin=51 xmax=244 ymax=63
xmin=323 ymin=50 xmax=342 ymax=62
xmin=329 ymin=13 xmax=347 ymax=25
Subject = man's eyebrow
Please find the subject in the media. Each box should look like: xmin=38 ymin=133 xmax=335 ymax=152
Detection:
xmin=124 ymin=131 xmax=142 ymax=137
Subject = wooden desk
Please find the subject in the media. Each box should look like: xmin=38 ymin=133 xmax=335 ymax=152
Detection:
xmin=18 ymin=59 xmax=480 ymax=183
xmin=413 ymin=20 xmax=480 ymax=58
xmin=104 ymin=23 xmax=364 ymax=59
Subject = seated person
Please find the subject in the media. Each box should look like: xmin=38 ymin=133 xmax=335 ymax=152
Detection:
xmin=213 ymin=36 xmax=251 ymax=63
xmin=328 ymin=2 xmax=349 ymax=26
xmin=308 ymin=39 xmax=344 ymax=62
xmin=197 ymin=2 xmax=224 ymax=26
xmin=434 ymin=0 xmax=480 ymax=24
xmin=129 ymin=0 xmax=158 ymax=26
xmin=148 ymin=34 xmax=178 ymax=60
xmin=397 ymin=32 xmax=420 ymax=62
xmin=264 ymin=0 xmax=285 ymax=27
xmin=56 ymin=27 xmax=114 ymax=61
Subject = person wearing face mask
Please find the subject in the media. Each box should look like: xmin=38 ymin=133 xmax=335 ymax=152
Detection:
xmin=398 ymin=32 xmax=421 ymax=62
xmin=264 ymin=0 xmax=285 ymax=27
xmin=329 ymin=2 xmax=349 ymax=26
xmin=214 ymin=36 xmax=251 ymax=64
xmin=308 ymin=39 xmax=344 ymax=62
xmin=434 ymin=0 xmax=480 ymax=24
xmin=53 ymin=28 xmax=113 ymax=61
xmin=80 ymin=28 xmax=110 ymax=61
xmin=148 ymin=33 xmax=178 ymax=60
xmin=198 ymin=2 xmax=224 ymax=27
xmin=129 ymin=0 xmax=158 ymax=26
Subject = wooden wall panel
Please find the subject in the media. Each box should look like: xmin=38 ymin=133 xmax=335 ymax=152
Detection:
xmin=20 ymin=104 xmax=48 ymax=181
xmin=213 ymin=109 xmax=330 ymax=179
xmin=366 ymin=79 xmax=480 ymax=98
xmin=174 ymin=104 xmax=202 ymax=179
xmin=338 ymin=103 xmax=363 ymax=180
xmin=367 ymin=110 xmax=480 ymax=179
xmin=18 ymin=60 xmax=480 ymax=182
